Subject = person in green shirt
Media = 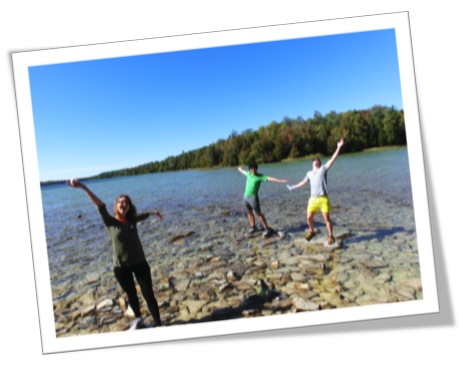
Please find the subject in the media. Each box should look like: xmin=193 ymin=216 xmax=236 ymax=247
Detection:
xmin=238 ymin=162 xmax=288 ymax=237
xmin=67 ymin=178 xmax=163 ymax=330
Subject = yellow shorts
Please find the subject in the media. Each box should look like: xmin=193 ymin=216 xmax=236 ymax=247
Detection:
xmin=307 ymin=195 xmax=330 ymax=214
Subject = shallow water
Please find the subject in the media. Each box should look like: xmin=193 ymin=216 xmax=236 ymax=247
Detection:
xmin=42 ymin=147 xmax=420 ymax=311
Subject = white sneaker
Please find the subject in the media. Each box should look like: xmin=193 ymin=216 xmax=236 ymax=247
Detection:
xmin=129 ymin=317 xmax=145 ymax=330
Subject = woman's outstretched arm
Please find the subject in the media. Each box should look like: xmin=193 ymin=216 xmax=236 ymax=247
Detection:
xmin=67 ymin=179 xmax=104 ymax=207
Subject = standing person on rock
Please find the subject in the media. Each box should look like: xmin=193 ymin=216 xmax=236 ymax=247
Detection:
xmin=67 ymin=178 xmax=163 ymax=329
xmin=288 ymin=138 xmax=345 ymax=245
xmin=238 ymin=162 xmax=289 ymax=237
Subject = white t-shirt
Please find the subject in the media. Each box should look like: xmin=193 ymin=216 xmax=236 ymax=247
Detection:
xmin=305 ymin=165 xmax=328 ymax=198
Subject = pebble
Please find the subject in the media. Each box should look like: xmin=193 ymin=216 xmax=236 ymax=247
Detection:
xmin=226 ymin=270 xmax=238 ymax=282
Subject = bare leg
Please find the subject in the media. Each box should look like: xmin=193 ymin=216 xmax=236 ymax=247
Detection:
xmin=307 ymin=212 xmax=315 ymax=232
xmin=322 ymin=212 xmax=333 ymax=237
xmin=247 ymin=210 xmax=256 ymax=228
xmin=255 ymin=211 xmax=269 ymax=229
xmin=304 ymin=212 xmax=317 ymax=241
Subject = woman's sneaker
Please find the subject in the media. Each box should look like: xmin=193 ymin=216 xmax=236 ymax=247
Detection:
xmin=129 ymin=317 xmax=146 ymax=330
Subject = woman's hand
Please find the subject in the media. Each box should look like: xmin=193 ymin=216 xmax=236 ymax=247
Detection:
xmin=67 ymin=178 xmax=84 ymax=189
xmin=67 ymin=178 xmax=104 ymax=207
xmin=149 ymin=211 xmax=164 ymax=221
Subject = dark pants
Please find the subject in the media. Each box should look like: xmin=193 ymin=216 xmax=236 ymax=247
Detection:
xmin=114 ymin=260 xmax=162 ymax=326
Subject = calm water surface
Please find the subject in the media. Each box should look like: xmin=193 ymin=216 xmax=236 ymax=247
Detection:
xmin=42 ymin=147 xmax=417 ymax=292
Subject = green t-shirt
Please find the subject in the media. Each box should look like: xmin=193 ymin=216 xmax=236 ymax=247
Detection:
xmin=97 ymin=204 xmax=150 ymax=267
xmin=244 ymin=171 xmax=268 ymax=197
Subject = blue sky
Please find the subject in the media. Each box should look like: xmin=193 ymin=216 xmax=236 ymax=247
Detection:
xmin=29 ymin=29 xmax=403 ymax=181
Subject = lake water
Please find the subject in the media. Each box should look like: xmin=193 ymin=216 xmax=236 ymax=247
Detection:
xmin=42 ymin=147 xmax=420 ymax=313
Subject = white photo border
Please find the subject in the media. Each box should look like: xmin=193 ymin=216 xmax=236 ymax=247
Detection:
xmin=12 ymin=11 xmax=439 ymax=354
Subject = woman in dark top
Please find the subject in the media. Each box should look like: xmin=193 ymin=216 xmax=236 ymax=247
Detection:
xmin=68 ymin=178 xmax=163 ymax=329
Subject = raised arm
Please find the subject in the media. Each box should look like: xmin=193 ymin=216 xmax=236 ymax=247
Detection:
xmin=237 ymin=166 xmax=247 ymax=176
xmin=325 ymin=138 xmax=345 ymax=170
xmin=67 ymin=179 xmax=104 ymax=207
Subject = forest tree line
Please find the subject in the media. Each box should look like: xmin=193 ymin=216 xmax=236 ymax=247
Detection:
xmin=41 ymin=105 xmax=404 ymax=185
xmin=90 ymin=105 xmax=405 ymax=180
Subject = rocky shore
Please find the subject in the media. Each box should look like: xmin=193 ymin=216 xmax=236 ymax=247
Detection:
xmin=48 ymin=149 xmax=422 ymax=337
xmin=52 ymin=207 xmax=422 ymax=336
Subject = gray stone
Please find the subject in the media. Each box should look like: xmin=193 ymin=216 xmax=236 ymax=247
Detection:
xmin=96 ymin=298 xmax=113 ymax=311
xmin=175 ymin=278 xmax=191 ymax=292
xmin=80 ymin=304 xmax=96 ymax=317
xmin=291 ymin=273 xmax=307 ymax=282
xmin=272 ymin=298 xmax=293 ymax=311
xmin=292 ymin=297 xmax=320 ymax=311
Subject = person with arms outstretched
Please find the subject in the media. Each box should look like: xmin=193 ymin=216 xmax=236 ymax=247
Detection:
xmin=67 ymin=179 xmax=163 ymax=329
xmin=289 ymin=138 xmax=345 ymax=245
xmin=238 ymin=162 xmax=288 ymax=237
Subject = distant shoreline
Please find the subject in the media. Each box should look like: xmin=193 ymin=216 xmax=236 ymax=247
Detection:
xmin=280 ymin=145 xmax=404 ymax=163
xmin=40 ymin=145 xmax=405 ymax=186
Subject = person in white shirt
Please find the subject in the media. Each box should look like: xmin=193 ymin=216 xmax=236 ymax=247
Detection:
xmin=289 ymin=138 xmax=344 ymax=245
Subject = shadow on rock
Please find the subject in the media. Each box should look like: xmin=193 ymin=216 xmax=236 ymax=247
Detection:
xmin=166 ymin=280 xmax=285 ymax=326
xmin=347 ymin=226 xmax=413 ymax=243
